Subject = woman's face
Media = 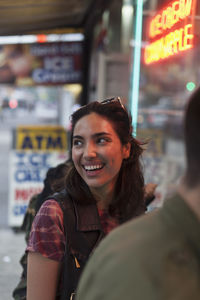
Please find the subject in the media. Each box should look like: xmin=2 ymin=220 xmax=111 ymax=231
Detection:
xmin=72 ymin=112 xmax=130 ymax=194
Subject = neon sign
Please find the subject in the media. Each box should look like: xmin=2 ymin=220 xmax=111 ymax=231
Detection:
xmin=144 ymin=0 xmax=196 ymax=64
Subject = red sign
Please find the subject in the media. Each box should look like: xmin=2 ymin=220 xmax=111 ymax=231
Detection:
xmin=144 ymin=0 xmax=196 ymax=64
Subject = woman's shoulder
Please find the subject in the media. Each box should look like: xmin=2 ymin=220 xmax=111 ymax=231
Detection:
xmin=38 ymin=189 xmax=75 ymax=220
xmin=27 ymin=198 xmax=66 ymax=261
xmin=29 ymin=198 xmax=65 ymax=240
xmin=40 ymin=198 xmax=62 ymax=211
xmin=46 ymin=189 xmax=73 ymax=210
xmin=36 ymin=198 xmax=63 ymax=224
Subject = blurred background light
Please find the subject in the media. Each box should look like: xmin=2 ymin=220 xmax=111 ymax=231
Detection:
xmin=186 ymin=81 xmax=196 ymax=91
xmin=0 ymin=33 xmax=84 ymax=44
xmin=130 ymin=0 xmax=143 ymax=136
xmin=9 ymin=99 xmax=18 ymax=109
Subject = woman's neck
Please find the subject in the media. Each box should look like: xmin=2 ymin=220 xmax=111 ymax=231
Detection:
xmin=90 ymin=186 xmax=114 ymax=210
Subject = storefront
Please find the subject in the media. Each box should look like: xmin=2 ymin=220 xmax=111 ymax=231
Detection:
xmin=88 ymin=0 xmax=200 ymax=208
xmin=0 ymin=33 xmax=83 ymax=131
xmin=135 ymin=0 xmax=199 ymax=208
xmin=0 ymin=33 xmax=83 ymax=227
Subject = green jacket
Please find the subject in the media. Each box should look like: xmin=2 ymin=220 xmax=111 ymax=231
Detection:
xmin=76 ymin=193 xmax=200 ymax=300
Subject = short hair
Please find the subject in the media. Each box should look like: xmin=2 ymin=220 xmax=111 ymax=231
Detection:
xmin=66 ymin=99 xmax=145 ymax=221
xmin=35 ymin=162 xmax=71 ymax=213
xmin=184 ymin=86 xmax=200 ymax=187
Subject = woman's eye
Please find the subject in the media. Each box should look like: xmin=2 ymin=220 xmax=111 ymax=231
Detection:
xmin=97 ymin=138 xmax=107 ymax=144
xmin=73 ymin=140 xmax=83 ymax=147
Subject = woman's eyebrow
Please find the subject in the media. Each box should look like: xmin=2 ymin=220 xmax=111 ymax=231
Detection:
xmin=73 ymin=132 xmax=112 ymax=140
xmin=72 ymin=135 xmax=83 ymax=140
xmin=92 ymin=132 xmax=111 ymax=138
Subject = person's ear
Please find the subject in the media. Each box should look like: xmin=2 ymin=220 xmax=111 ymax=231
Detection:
xmin=123 ymin=142 xmax=131 ymax=159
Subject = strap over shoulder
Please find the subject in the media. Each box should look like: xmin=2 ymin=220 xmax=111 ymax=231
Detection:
xmin=48 ymin=189 xmax=104 ymax=300
xmin=49 ymin=188 xmax=103 ymax=253
xmin=48 ymin=189 xmax=72 ymax=209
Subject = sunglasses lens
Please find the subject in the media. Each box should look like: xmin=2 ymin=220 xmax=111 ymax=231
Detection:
xmin=101 ymin=97 xmax=115 ymax=104
xmin=101 ymin=97 xmax=124 ymax=109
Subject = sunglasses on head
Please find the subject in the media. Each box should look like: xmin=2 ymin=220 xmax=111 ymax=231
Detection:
xmin=101 ymin=97 xmax=125 ymax=110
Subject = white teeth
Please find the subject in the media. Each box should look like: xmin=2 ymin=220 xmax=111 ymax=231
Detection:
xmin=84 ymin=164 xmax=103 ymax=171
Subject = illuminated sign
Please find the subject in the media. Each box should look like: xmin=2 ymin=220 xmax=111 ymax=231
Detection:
xmin=0 ymin=33 xmax=84 ymax=44
xmin=8 ymin=150 xmax=68 ymax=227
xmin=16 ymin=125 xmax=67 ymax=151
xmin=144 ymin=0 xmax=196 ymax=64
xmin=0 ymin=42 xmax=83 ymax=85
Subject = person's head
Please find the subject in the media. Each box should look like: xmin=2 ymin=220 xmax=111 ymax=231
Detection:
xmin=66 ymin=97 xmax=145 ymax=220
xmin=184 ymin=87 xmax=200 ymax=188
xmin=50 ymin=160 xmax=72 ymax=193
xmin=36 ymin=161 xmax=71 ymax=213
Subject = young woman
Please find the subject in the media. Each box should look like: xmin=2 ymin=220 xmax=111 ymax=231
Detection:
xmin=27 ymin=97 xmax=146 ymax=300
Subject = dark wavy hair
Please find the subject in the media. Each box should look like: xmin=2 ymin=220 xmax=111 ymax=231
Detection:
xmin=65 ymin=99 xmax=145 ymax=221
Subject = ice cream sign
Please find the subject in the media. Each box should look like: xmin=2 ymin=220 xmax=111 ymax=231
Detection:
xmin=144 ymin=0 xmax=196 ymax=64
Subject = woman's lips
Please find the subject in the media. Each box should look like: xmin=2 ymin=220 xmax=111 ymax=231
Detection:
xmin=83 ymin=164 xmax=104 ymax=171
xmin=82 ymin=163 xmax=105 ymax=176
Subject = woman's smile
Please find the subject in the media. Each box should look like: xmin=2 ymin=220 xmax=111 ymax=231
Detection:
xmin=82 ymin=163 xmax=105 ymax=179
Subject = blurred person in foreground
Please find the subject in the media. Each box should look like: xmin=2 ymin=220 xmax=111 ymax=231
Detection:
xmin=76 ymin=88 xmax=200 ymax=300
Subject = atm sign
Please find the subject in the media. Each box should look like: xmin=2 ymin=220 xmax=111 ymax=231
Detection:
xmin=16 ymin=126 xmax=67 ymax=151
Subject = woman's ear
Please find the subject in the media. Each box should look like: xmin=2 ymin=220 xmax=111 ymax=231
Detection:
xmin=123 ymin=142 xmax=131 ymax=159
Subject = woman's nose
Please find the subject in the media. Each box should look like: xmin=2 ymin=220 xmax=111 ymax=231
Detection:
xmin=83 ymin=142 xmax=97 ymax=158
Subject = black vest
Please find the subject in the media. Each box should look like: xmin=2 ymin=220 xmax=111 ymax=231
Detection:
xmin=51 ymin=190 xmax=105 ymax=300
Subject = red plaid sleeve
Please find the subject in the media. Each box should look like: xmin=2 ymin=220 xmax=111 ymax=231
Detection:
xmin=27 ymin=201 xmax=119 ymax=262
xmin=27 ymin=199 xmax=65 ymax=262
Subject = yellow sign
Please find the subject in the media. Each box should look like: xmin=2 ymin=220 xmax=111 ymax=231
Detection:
xmin=16 ymin=125 xmax=67 ymax=151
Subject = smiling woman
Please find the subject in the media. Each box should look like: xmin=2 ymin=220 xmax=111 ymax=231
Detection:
xmin=72 ymin=112 xmax=130 ymax=199
xmin=26 ymin=98 xmax=146 ymax=300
